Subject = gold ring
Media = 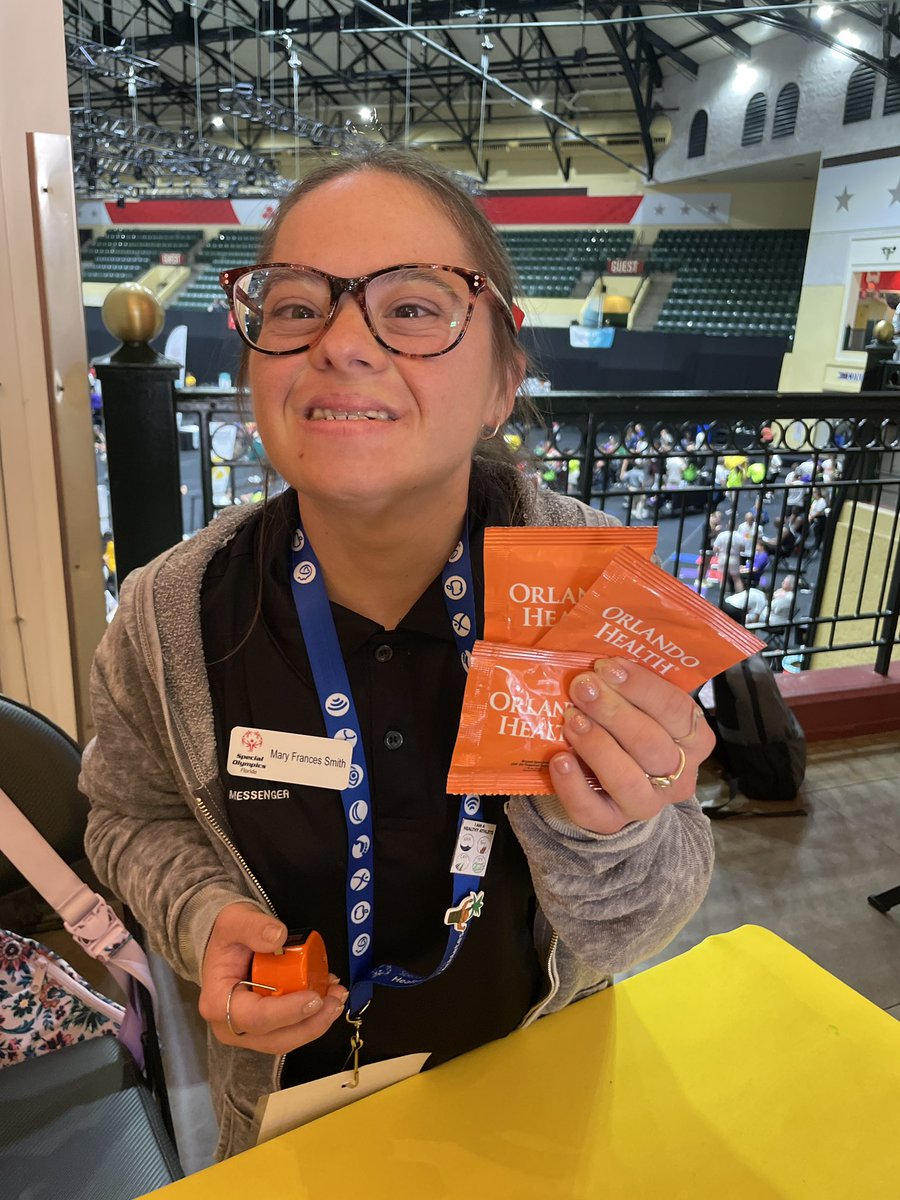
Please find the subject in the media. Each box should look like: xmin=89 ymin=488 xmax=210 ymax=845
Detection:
xmin=673 ymin=705 xmax=701 ymax=746
xmin=646 ymin=745 xmax=687 ymax=789
xmin=225 ymin=981 xmax=246 ymax=1037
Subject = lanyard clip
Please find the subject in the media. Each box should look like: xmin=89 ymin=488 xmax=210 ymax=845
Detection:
xmin=343 ymin=1001 xmax=369 ymax=1089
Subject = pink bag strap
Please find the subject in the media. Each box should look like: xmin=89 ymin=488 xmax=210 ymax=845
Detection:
xmin=0 ymin=785 xmax=156 ymax=1063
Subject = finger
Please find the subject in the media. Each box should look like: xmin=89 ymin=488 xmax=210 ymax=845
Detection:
xmin=569 ymin=662 xmax=715 ymax=768
xmin=547 ymin=739 xmax=681 ymax=835
xmin=214 ymin=902 xmax=287 ymax=954
xmin=559 ymin=716 xmax=669 ymax=823
xmin=214 ymin=983 xmax=348 ymax=1050
xmin=548 ymin=750 xmax=659 ymax=834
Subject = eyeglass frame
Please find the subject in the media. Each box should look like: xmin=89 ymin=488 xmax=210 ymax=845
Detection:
xmin=219 ymin=261 xmax=521 ymax=359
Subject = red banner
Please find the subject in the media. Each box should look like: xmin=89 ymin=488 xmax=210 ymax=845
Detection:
xmin=476 ymin=194 xmax=641 ymax=225
xmin=104 ymin=199 xmax=238 ymax=224
xmin=93 ymin=192 xmax=642 ymax=228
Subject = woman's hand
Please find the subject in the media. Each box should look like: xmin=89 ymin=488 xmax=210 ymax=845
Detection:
xmin=548 ymin=657 xmax=715 ymax=836
xmin=199 ymin=902 xmax=347 ymax=1052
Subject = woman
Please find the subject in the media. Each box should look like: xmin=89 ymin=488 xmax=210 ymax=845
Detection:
xmin=808 ymin=487 xmax=828 ymax=549
xmin=80 ymin=147 xmax=714 ymax=1160
xmin=740 ymin=537 xmax=770 ymax=590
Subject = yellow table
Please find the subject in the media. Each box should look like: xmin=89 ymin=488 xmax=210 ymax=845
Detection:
xmin=146 ymin=926 xmax=900 ymax=1198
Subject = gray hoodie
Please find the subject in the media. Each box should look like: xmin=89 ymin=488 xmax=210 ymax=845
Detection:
xmin=80 ymin=462 xmax=714 ymax=1159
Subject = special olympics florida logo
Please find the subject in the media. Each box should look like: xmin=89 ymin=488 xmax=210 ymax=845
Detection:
xmin=241 ymin=730 xmax=264 ymax=752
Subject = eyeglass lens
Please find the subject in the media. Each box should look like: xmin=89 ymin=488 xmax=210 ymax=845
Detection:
xmin=233 ymin=266 xmax=473 ymax=355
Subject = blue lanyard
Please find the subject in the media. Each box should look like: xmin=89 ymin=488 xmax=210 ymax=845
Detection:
xmin=289 ymin=507 xmax=484 ymax=1020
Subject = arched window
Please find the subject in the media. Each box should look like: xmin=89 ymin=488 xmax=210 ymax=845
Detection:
xmin=843 ymin=65 xmax=875 ymax=124
xmin=772 ymin=82 xmax=800 ymax=138
xmin=687 ymin=109 xmax=708 ymax=158
xmin=884 ymin=72 xmax=900 ymax=116
xmin=741 ymin=93 xmax=767 ymax=146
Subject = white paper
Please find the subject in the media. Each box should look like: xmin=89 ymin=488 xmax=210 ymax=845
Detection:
xmin=255 ymin=1053 xmax=430 ymax=1145
xmin=450 ymin=819 xmax=496 ymax=877
xmin=228 ymin=725 xmax=352 ymax=789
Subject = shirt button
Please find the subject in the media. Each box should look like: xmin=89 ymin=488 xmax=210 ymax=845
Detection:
xmin=374 ymin=644 xmax=393 ymax=663
xmin=384 ymin=730 xmax=404 ymax=751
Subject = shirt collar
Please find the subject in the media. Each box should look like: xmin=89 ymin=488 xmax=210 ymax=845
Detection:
xmin=261 ymin=476 xmax=505 ymax=679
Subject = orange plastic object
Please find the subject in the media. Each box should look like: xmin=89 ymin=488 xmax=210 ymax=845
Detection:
xmin=251 ymin=930 xmax=329 ymax=998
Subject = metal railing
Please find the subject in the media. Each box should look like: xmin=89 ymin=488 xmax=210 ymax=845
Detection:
xmin=173 ymin=388 xmax=900 ymax=675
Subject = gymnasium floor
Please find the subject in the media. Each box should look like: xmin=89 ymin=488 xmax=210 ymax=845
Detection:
xmin=152 ymin=730 xmax=900 ymax=1174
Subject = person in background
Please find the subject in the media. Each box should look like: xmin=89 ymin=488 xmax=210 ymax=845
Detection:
xmin=621 ymin=459 xmax=649 ymax=519
xmin=712 ymin=524 xmax=745 ymax=594
xmin=785 ymin=466 xmax=807 ymax=517
xmin=820 ymin=455 xmax=838 ymax=486
xmin=887 ymin=292 xmax=900 ymax=361
xmin=80 ymin=146 xmax=714 ymax=1161
xmin=808 ymin=488 xmax=828 ymax=550
xmin=724 ymin=585 xmax=768 ymax=627
xmin=740 ymin=537 xmax=770 ymax=590
xmin=769 ymin=575 xmax=797 ymax=626
xmin=736 ymin=511 xmax=757 ymax=557
xmin=664 ymin=455 xmax=686 ymax=490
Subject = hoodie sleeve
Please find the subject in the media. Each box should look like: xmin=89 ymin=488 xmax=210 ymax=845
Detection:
xmin=80 ymin=575 xmax=262 ymax=984
xmin=507 ymin=794 xmax=714 ymax=977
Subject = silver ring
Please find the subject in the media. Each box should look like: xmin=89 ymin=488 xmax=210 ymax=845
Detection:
xmin=673 ymin=705 xmax=701 ymax=746
xmin=646 ymin=745 xmax=687 ymax=790
xmin=225 ymin=981 xmax=246 ymax=1037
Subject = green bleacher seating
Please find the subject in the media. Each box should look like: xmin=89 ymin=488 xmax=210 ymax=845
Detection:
xmin=501 ymin=227 xmax=634 ymax=298
xmin=651 ymin=228 xmax=807 ymax=337
xmin=173 ymin=229 xmax=262 ymax=309
xmin=81 ymin=228 xmax=202 ymax=284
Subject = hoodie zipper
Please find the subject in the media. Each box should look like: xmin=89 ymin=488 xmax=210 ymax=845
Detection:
xmin=194 ymin=793 xmax=289 ymax=1087
xmin=194 ymin=793 xmax=277 ymax=916
xmin=520 ymin=930 xmax=560 ymax=1028
xmin=134 ymin=548 xmax=290 ymax=1086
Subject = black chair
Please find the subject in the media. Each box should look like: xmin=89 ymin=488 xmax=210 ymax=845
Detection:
xmin=0 ymin=693 xmax=183 ymax=1200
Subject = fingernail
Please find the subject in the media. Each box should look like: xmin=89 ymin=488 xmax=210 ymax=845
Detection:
xmin=572 ymin=674 xmax=599 ymax=702
xmin=598 ymin=659 xmax=628 ymax=685
xmin=328 ymin=1000 xmax=345 ymax=1021
xmin=334 ymin=987 xmax=349 ymax=1005
xmin=265 ymin=923 xmax=285 ymax=943
xmin=327 ymin=973 xmax=341 ymax=984
xmin=303 ymin=996 xmax=324 ymax=1016
xmin=550 ymin=752 xmax=575 ymax=775
xmin=565 ymin=707 xmax=591 ymax=734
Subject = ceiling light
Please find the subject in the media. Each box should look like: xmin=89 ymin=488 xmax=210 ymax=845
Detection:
xmin=732 ymin=61 xmax=758 ymax=93
xmin=211 ymin=115 xmax=225 ymax=129
xmin=359 ymin=106 xmax=373 ymax=121
xmin=835 ymin=27 xmax=862 ymax=48
xmin=530 ymin=98 xmax=544 ymax=110
xmin=814 ymin=3 xmax=834 ymax=20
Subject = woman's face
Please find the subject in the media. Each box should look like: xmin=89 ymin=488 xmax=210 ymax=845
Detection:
xmin=248 ymin=170 xmax=517 ymax=514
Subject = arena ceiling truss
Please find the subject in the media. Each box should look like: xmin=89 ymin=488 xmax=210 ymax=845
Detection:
xmin=64 ymin=1 xmax=900 ymax=195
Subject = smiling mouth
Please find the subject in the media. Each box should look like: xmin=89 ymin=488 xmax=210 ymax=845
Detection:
xmin=307 ymin=407 xmax=397 ymax=422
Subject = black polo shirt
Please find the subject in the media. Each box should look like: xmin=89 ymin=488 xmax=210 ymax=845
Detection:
xmin=200 ymin=482 xmax=543 ymax=1087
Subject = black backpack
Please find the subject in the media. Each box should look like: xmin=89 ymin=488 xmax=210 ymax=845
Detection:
xmin=705 ymin=653 xmax=807 ymax=801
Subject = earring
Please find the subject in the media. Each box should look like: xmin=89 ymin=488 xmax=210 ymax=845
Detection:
xmin=479 ymin=422 xmax=503 ymax=441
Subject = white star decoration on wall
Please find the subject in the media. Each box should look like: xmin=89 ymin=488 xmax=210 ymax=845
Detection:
xmin=889 ymin=180 xmax=900 ymax=206
xmin=835 ymin=186 xmax=853 ymax=211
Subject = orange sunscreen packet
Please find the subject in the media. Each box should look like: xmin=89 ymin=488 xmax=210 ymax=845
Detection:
xmin=538 ymin=546 xmax=765 ymax=690
xmin=447 ymin=642 xmax=602 ymax=796
xmin=483 ymin=527 xmax=658 ymax=646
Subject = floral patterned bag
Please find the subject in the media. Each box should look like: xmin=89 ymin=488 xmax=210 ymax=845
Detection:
xmin=0 ymin=929 xmax=124 ymax=1067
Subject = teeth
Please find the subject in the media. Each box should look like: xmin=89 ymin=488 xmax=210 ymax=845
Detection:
xmin=308 ymin=407 xmax=394 ymax=421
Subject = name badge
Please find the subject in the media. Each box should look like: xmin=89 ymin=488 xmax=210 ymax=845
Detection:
xmin=450 ymin=819 xmax=496 ymax=877
xmin=228 ymin=726 xmax=352 ymax=790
